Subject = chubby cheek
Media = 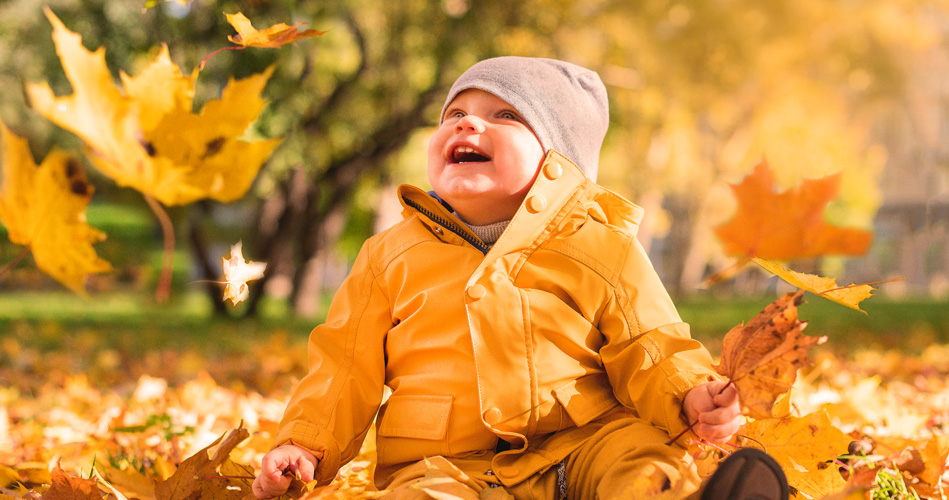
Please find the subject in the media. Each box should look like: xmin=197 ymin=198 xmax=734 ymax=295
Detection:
xmin=426 ymin=134 xmax=446 ymax=186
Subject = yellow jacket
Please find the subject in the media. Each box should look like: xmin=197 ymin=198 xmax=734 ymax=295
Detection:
xmin=273 ymin=151 xmax=719 ymax=486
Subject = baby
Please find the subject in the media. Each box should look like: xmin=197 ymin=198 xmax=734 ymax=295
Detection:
xmin=253 ymin=56 xmax=788 ymax=500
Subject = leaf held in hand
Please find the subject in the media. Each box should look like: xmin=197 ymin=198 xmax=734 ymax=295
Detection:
xmin=714 ymin=159 xmax=873 ymax=260
xmin=222 ymin=241 xmax=266 ymax=305
xmin=714 ymin=290 xmax=827 ymax=419
xmin=0 ymin=120 xmax=111 ymax=295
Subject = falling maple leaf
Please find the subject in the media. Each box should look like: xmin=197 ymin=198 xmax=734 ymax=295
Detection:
xmin=752 ymin=257 xmax=904 ymax=314
xmin=26 ymin=7 xmax=281 ymax=208
xmin=714 ymin=159 xmax=873 ymax=261
xmin=226 ymin=12 xmax=325 ymax=48
xmin=714 ymin=290 xmax=827 ymax=419
xmin=0 ymin=120 xmax=111 ymax=295
xmin=200 ymin=12 xmax=325 ymax=68
xmin=222 ymin=241 xmax=266 ymax=305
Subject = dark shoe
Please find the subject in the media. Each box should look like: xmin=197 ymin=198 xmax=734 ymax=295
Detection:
xmin=701 ymin=448 xmax=789 ymax=500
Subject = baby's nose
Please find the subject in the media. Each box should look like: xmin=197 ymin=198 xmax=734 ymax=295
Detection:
xmin=455 ymin=115 xmax=486 ymax=133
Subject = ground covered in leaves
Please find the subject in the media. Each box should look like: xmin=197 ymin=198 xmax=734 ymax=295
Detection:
xmin=0 ymin=318 xmax=947 ymax=500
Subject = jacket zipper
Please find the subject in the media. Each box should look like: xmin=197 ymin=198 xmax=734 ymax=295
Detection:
xmin=403 ymin=198 xmax=489 ymax=254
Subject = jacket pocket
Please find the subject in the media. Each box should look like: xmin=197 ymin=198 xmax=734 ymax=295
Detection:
xmin=553 ymin=373 xmax=619 ymax=427
xmin=377 ymin=394 xmax=453 ymax=440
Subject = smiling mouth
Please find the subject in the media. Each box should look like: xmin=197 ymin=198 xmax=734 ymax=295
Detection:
xmin=451 ymin=146 xmax=491 ymax=164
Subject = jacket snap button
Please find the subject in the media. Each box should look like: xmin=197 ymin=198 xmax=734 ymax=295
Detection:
xmin=544 ymin=162 xmax=562 ymax=180
xmin=497 ymin=466 xmax=519 ymax=478
xmin=468 ymin=284 xmax=486 ymax=299
xmin=527 ymin=195 xmax=546 ymax=213
xmin=483 ymin=407 xmax=502 ymax=424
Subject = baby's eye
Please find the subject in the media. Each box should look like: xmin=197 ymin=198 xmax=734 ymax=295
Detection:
xmin=448 ymin=110 xmax=465 ymax=119
xmin=499 ymin=111 xmax=518 ymax=120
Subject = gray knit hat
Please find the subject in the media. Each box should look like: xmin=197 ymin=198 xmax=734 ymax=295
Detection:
xmin=441 ymin=56 xmax=609 ymax=181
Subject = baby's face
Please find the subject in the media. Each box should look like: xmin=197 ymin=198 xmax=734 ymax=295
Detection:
xmin=427 ymin=89 xmax=544 ymax=226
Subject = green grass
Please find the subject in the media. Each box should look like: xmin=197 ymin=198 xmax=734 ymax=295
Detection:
xmin=677 ymin=293 xmax=949 ymax=355
xmin=0 ymin=290 xmax=319 ymax=357
xmin=2 ymin=290 xmax=946 ymax=353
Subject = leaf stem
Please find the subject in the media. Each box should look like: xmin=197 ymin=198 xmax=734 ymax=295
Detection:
xmin=0 ymin=246 xmax=30 ymax=278
xmin=144 ymin=195 xmax=175 ymax=303
xmin=198 ymin=46 xmax=245 ymax=70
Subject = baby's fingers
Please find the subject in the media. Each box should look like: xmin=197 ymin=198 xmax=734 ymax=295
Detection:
xmin=712 ymin=384 xmax=739 ymax=408
xmin=693 ymin=419 xmax=740 ymax=444
xmin=291 ymin=456 xmax=317 ymax=483
xmin=700 ymin=404 xmax=740 ymax=426
xmin=253 ymin=472 xmax=291 ymax=499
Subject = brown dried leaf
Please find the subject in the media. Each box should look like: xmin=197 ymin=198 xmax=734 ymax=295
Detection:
xmin=714 ymin=290 xmax=827 ymax=419
xmin=154 ymin=423 xmax=250 ymax=500
xmin=43 ymin=462 xmax=104 ymax=500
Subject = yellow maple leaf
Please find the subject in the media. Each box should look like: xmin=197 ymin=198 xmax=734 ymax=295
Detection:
xmin=741 ymin=411 xmax=852 ymax=499
xmin=0 ymin=120 xmax=111 ymax=295
xmin=26 ymin=7 xmax=281 ymax=207
xmin=753 ymin=257 xmax=880 ymax=314
xmin=200 ymin=12 xmax=326 ymax=69
xmin=226 ymin=12 xmax=326 ymax=48
xmin=222 ymin=241 xmax=266 ymax=305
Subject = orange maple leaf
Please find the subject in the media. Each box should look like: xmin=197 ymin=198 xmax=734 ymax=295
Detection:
xmin=714 ymin=290 xmax=827 ymax=419
xmin=714 ymin=159 xmax=873 ymax=260
xmin=0 ymin=120 xmax=111 ymax=295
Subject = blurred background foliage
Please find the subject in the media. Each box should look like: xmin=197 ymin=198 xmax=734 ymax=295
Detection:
xmin=0 ymin=0 xmax=947 ymax=319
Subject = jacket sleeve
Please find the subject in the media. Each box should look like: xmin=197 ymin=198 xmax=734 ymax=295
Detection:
xmin=598 ymin=236 xmax=722 ymax=441
xmin=272 ymin=239 xmax=390 ymax=484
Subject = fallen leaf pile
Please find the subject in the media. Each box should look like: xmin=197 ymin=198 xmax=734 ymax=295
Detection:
xmin=1 ymin=304 xmax=947 ymax=500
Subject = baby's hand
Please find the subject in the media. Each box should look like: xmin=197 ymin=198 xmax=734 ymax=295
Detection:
xmin=252 ymin=444 xmax=319 ymax=499
xmin=682 ymin=381 xmax=741 ymax=444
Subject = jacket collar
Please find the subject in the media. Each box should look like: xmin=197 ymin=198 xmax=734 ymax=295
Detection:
xmin=397 ymin=150 xmax=645 ymax=254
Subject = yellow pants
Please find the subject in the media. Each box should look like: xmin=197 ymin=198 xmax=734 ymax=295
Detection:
xmin=377 ymin=417 xmax=704 ymax=500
